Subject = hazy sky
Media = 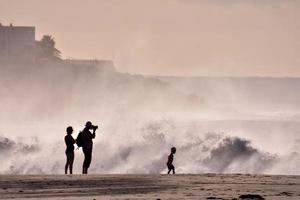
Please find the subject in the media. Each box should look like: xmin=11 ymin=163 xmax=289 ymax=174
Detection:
xmin=0 ymin=0 xmax=299 ymax=76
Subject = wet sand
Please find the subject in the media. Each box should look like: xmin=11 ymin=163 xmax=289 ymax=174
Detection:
xmin=0 ymin=174 xmax=299 ymax=199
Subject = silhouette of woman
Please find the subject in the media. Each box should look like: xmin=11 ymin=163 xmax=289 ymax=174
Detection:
xmin=64 ymin=126 xmax=76 ymax=174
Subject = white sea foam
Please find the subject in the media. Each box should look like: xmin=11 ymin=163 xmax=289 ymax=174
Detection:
xmin=0 ymin=62 xmax=299 ymax=174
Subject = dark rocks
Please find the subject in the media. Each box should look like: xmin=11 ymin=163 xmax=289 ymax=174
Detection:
xmin=239 ymin=194 xmax=265 ymax=200
xmin=277 ymin=191 xmax=293 ymax=196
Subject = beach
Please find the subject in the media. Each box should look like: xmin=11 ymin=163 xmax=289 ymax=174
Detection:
xmin=0 ymin=174 xmax=299 ymax=199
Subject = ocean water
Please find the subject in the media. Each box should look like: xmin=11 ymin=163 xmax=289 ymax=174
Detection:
xmin=0 ymin=63 xmax=299 ymax=174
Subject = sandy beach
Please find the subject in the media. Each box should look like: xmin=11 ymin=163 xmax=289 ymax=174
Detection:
xmin=0 ymin=174 xmax=299 ymax=200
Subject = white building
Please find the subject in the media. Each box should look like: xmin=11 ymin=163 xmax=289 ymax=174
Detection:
xmin=0 ymin=23 xmax=35 ymax=62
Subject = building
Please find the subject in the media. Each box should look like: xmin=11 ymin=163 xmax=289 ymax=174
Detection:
xmin=0 ymin=23 xmax=116 ymax=70
xmin=0 ymin=23 xmax=35 ymax=62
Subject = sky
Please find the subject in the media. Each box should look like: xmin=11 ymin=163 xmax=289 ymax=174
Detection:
xmin=0 ymin=0 xmax=300 ymax=76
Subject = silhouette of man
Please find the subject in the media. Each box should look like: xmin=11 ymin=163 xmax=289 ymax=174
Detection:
xmin=64 ymin=126 xmax=76 ymax=174
xmin=167 ymin=147 xmax=176 ymax=174
xmin=81 ymin=121 xmax=97 ymax=174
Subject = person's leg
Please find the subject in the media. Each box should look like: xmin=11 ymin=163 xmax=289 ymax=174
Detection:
xmin=82 ymin=148 xmax=86 ymax=174
xmin=83 ymin=148 xmax=92 ymax=174
xmin=172 ymin=165 xmax=175 ymax=174
xmin=65 ymin=152 xmax=70 ymax=174
xmin=65 ymin=163 xmax=69 ymax=174
xmin=82 ymin=148 xmax=87 ymax=174
xmin=167 ymin=164 xmax=171 ymax=174
xmin=69 ymin=152 xmax=74 ymax=174
xmin=85 ymin=149 xmax=92 ymax=174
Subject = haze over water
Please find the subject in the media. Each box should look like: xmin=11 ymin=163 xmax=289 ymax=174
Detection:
xmin=1 ymin=0 xmax=300 ymax=76
xmin=0 ymin=0 xmax=300 ymax=175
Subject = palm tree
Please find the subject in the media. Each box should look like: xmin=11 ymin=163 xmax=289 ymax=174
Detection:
xmin=36 ymin=35 xmax=61 ymax=61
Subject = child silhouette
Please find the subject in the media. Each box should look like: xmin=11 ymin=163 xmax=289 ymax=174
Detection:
xmin=167 ymin=147 xmax=176 ymax=174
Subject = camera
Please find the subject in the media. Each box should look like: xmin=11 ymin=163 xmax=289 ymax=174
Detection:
xmin=92 ymin=125 xmax=98 ymax=130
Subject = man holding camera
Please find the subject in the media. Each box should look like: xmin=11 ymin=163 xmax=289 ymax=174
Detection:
xmin=81 ymin=121 xmax=98 ymax=174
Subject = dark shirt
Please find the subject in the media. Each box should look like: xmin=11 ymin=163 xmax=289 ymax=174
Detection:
xmin=167 ymin=153 xmax=174 ymax=165
xmin=82 ymin=128 xmax=96 ymax=149
xmin=65 ymin=134 xmax=76 ymax=152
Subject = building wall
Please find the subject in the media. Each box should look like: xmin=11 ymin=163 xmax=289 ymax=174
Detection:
xmin=0 ymin=25 xmax=35 ymax=61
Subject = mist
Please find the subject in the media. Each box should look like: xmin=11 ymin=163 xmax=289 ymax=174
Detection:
xmin=1 ymin=0 xmax=300 ymax=76
xmin=0 ymin=61 xmax=300 ymax=175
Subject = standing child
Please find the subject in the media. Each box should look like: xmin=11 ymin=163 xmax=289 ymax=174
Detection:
xmin=65 ymin=126 xmax=76 ymax=174
xmin=167 ymin=147 xmax=176 ymax=174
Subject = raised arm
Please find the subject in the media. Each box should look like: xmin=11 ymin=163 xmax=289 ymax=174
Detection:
xmin=91 ymin=129 xmax=96 ymax=139
xmin=72 ymin=136 xmax=76 ymax=144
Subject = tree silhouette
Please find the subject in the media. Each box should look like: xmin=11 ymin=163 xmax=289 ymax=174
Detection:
xmin=36 ymin=35 xmax=61 ymax=61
